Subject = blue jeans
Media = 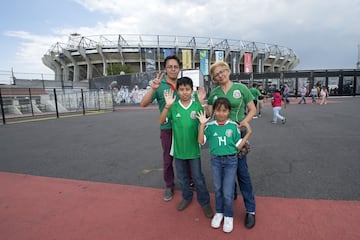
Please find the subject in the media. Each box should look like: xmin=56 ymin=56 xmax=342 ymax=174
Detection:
xmin=211 ymin=154 xmax=238 ymax=217
xmin=237 ymin=155 xmax=256 ymax=213
xmin=175 ymin=158 xmax=210 ymax=206
xmin=237 ymin=130 xmax=256 ymax=213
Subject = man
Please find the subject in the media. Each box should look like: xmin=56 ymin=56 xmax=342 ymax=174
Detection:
xmin=257 ymin=84 xmax=267 ymax=117
xmin=249 ymin=83 xmax=261 ymax=119
xmin=140 ymin=56 xmax=196 ymax=201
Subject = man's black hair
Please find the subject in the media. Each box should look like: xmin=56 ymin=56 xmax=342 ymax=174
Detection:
xmin=164 ymin=55 xmax=181 ymax=67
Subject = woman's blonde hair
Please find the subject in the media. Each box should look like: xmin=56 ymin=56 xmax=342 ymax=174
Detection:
xmin=209 ymin=61 xmax=230 ymax=80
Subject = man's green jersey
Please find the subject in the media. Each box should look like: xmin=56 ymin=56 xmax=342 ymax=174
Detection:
xmin=208 ymin=83 xmax=253 ymax=123
xmin=167 ymin=99 xmax=203 ymax=159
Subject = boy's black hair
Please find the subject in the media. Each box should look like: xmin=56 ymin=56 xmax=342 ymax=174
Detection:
xmin=213 ymin=97 xmax=231 ymax=111
xmin=176 ymin=76 xmax=193 ymax=90
xmin=164 ymin=55 xmax=181 ymax=67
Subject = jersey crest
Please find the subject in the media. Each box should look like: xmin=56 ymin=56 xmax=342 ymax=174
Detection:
xmin=233 ymin=89 xmax=241 ymax=98
xmin=225 ymin=129 xmax=233 ymax=137
xmin=190 ymin=111 xmax=197 ymax=119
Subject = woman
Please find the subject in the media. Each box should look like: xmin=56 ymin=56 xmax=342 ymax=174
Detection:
xmin=201 ymin=61 xmax=257 ymax=229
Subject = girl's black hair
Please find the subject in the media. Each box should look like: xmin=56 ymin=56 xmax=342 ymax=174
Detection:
xmin=176 ymin=76 xmax=193 ymax=90
xmin=213 ymin=97 xmax=231 ymax=111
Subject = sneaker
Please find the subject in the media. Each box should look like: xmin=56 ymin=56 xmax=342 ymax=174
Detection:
xmin=271 ymin=121 xmax=277 ymax=124
xmin=258 ymin=113 xmax=262 ymax=118
xmin=202 ymin=204 xmax=214 ymax=218
xmin=253 ymin=115 xmax=258 ymax=119
xmin=177 ymin=199 xmax=191 ymax=211
xmin=245 ymin=213 xmax=256 ymax=229
xmin=211 ymin=213 xmax=224 ymax=228
xmin=223 ymin=217 xmax=234 ymax=233
xmin=282 ymin=118 xmax=286 ymax=124
xmin=163 ymin=188 xmax=173 ymax=201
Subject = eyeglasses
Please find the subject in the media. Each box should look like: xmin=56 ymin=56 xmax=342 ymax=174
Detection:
xmin=166 ymin=65 xmax=180 ymax=70
xmin=213 ymin=69 xmax=228 ymax=79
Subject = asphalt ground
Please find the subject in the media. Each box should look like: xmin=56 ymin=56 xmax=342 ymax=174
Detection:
xmin=1 ymin=96 xmax=360 ymax=239
xmin=1 ymin=97 xmax=359 ymax=201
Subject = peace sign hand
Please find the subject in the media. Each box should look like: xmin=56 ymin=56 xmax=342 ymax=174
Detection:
xmin=150 ymin=72 xmax=163 ymax=90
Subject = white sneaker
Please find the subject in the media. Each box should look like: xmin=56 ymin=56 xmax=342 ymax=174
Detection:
xmin=223 ymin=216 xmax=234 ymax=233
xmin=211 ymin=213 xmax=223 ymax=228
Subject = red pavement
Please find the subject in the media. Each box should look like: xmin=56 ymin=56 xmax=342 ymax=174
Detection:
xmin=1 ymin=172 xmax=359 ymax=240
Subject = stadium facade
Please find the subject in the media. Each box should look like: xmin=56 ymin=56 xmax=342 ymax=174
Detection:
xmin=42 ymin=33 xmax=299 ymax=82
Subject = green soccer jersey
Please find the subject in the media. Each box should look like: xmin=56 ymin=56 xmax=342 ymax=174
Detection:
xmin=208 ymin=83 xmax=253 ymax=123
xmin=204 ymin=120 xmax=242 ymax=156
xmin=152 ymin=79 xmax=178 ymax=130
xmin=152 ymin=79 xmax=200 ymax=130
xmin=249 ymin=87 xmax=261 ymax=100
xmin=167 ymin=99 xmax=203 ymax=159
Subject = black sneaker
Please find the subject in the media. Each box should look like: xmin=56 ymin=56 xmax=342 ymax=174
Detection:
xmin=202 ymin=204 xmax=214 ymax=218
xmin=245 ymin=213 xmax=256 ymax=229
xmin=177 ymin=199 xmax=191 ymax=211
xmin=282 ymin=118 xmax=286 ymax=124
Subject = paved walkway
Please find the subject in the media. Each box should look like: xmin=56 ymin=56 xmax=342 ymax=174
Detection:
xmin=1 ymin=97 xmax=360 ymax=239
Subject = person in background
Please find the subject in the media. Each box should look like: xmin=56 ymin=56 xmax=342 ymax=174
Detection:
xmin=257 ymin=84 xmax=267 ymax=117
xmin=249 ymin=83 xmax=261 ymax=119
xmin=298 ymin=85 xmax=307 ymax=104
xmin=159 ymin=76 xmax=214 ymax=219
xmin=309 ymin=85 xmax=318 ymax=104
xmin=271 ymin=89 xmax=286 ymax=124
xmin=320 ymin=86 xmax=328 ymax=105
xmin=283 ymin=84 xmax=290 ymax=104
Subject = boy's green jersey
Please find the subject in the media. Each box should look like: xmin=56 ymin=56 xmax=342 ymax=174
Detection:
xmin=204 ymin=120 xmax=242 ymax=156
xmin=208 ymin=83 xmax=253 ymax=123
xmin=167 ymin=99 xmax=203 ymax=159
xmin=152 ymin=78 xmax=200 ymax=130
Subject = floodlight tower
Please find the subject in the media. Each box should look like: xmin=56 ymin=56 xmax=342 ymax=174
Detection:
xmin=357 ymin=44 xmax=360 ymax=69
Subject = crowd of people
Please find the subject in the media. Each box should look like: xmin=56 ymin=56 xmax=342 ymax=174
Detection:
xmin=139 ymin=55 xmax=330 ymax=234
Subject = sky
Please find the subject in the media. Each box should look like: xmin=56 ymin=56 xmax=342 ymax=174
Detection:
xmin=0 ymin=0 xmax=359 ymax=83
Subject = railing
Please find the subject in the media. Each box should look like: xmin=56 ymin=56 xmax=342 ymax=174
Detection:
xmin=0 ymin=88 xmax=113 ymax=125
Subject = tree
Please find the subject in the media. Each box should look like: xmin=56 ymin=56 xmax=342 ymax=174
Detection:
xmin=107 ymin=63 xmax=133 ymax=75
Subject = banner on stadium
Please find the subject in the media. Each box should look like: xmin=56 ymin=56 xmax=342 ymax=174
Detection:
xmin=163 ymin=49 xmax=175 ymax=59
xmin=182 ymin=49 xmax=192 ymax=69
xmin=199 ymin=50 xmax=209 ymax=75
xmin=244 ymin=52 xmax=253 ymax=73
xmin=257 ymin=53 xmax=265 ymax=73
xmin=215 ymin=51 xmax=224 ymax=62
xmin=145 ymin=49 xmax=156 ymax=72
xmin=231 ymin=52 xmax=240 ymax=74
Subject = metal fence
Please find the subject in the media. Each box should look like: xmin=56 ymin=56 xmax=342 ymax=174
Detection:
xmin=0 ymin=88 xmax=114 ymax=124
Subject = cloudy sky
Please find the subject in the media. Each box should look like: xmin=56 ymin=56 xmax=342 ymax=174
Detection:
xmin=0 ymin=0 xmax=359 ymax=81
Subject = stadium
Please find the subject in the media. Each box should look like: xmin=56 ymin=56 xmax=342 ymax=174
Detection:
xmin=42 ymin=33 xmax=300 ymax=82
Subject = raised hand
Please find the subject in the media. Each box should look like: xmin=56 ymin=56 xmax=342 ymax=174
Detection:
xmin=197 ymin=87 xmax=206 ymax=103
xmin=196 ymin=110 xmax=210 ymax=124
xmin=150 ymin=72 xmax=164 ymax=90
xmin=164 ymin=89 xmax=176 ymax=107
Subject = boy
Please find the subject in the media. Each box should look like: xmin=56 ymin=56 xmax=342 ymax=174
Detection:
xmin=271 ymin=89 xmax=286 ymax=124
xmin=159 ymin=76 xmax=213 ymax=219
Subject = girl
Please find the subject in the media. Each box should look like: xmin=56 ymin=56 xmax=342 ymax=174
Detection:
xmin=197 ymin=97 xmax=252 ymax=233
